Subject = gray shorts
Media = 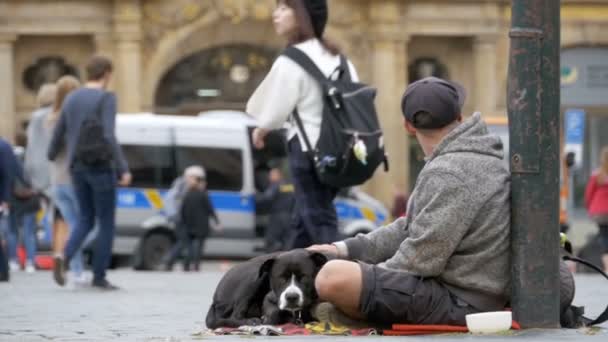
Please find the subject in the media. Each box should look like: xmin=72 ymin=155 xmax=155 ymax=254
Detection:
xmin=358 ymin=262 xmax=479 ymax=328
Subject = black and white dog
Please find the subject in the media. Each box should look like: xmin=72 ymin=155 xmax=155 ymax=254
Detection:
xmin=206 ymin=249 xmax=328 ymax=328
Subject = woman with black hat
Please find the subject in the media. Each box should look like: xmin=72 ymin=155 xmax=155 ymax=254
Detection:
xmin=247 ymin=0 xmax=359 ymax=248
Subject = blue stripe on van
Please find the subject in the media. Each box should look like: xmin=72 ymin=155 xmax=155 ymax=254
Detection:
xmin=334 ymin=202 xmax=364 ymax=220
xmin=116 ymin=188 xmax=385 ymax=223
xmin=117 ymin=188 xmax=254 ymax=212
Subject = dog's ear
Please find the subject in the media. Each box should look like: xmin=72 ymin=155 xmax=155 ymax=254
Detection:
xmin=309 ymin=252 xmax=328 ymax=271
xmin=259 ymin=258 xmax=275 ymax=278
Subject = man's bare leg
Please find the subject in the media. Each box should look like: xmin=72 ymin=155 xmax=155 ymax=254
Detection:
xmin=315 ymin=260 xmax=365 ymax=320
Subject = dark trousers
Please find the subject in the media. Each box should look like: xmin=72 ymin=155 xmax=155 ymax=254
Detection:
xmin=599 ymin=223 xmax=608 ymax=254
xmin=65 ymin=168 xmax=116 ymax=282
xmin=265 ymin=213 xmax=291 ymax=252
xmin=358 ymin=263 xmax=480 ymax=327
xmin=287 ymin=138 xmax=338 ymax=249
xmin=0 ymin=214 xmax=8 ymax=280
xmin=165 ymin=232 xmax=205 ymax=271
xmin=0 ymin=238 xmax=8 ymax=281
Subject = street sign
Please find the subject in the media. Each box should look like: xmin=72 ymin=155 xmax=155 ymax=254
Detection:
xmin=564 ymin=109 xmax=586 ymax=168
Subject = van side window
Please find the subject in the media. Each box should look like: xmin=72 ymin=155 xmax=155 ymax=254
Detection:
xmin=121 ymin=145 xmax=177 ymax=188
xmin=176 ymin=147 xmax=243 ymax=191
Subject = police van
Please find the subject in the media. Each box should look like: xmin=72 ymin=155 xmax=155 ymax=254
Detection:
xmin=114 ymin=111 xmax=388 ymax=269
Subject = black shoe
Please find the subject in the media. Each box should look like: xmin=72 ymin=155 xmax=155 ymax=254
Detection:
xmin=92 ymin=279 xmax=120 ymax=291
xmin=0 ymin=273 xmax=8 ymax=282
xmin=53 ymin=256 xmax=67 ymax=286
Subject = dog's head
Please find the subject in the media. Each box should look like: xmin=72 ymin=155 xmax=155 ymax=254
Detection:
xmin=260 ymin=249 xmax=328 ymax=312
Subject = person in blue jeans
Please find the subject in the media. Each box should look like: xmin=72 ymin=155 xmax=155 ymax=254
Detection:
xmin=46 ymin=75 xmax=88 ymax=286
xmin=5 ymin=206 xmax=38 ymax=273
xmin=6 ymin=142 xmax=40 ymax=273
xmin=48 ymin=56 xmax=131 ymax=290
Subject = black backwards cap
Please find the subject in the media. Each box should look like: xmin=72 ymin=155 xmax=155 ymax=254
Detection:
xmin=401 ymin=77 xmax=467 ymax=129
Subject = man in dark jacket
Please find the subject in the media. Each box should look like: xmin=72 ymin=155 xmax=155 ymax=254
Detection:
xmin=0 ymin=138 xmax=27 ymax=281
xmin=48 ymin=56 xmax=131 ymax=290
xmin=255 ymin=168 xmax=295 ymax=252
xmin=165 ymin=166 xmax=220 ymax=271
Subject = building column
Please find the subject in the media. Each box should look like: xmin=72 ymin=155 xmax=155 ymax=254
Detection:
xmin=473 ymin=35 xmax=498 ymax=116
xmin=113 ymin=0 xmax=142 ymax=113
xmin=0 ymin=34 xmax=17 ymax=142
xmin=368 ymin=1 xmax=411 ymax=206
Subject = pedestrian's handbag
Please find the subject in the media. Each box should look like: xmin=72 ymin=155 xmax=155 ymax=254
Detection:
xmin=282 ymin=47 xmax=388 ymax=188
xmin=12 ymin=181 xmax=41 ymax=214
xmin=74 ymin=93 xmax=113 ymax=166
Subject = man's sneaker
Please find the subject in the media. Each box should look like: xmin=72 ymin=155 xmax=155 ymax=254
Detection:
xmin=8 ymin=260 xmax=20 ymax=272
xmin=312 ymin=302 xmax=370 ymax=329
xmin=25 ymin=262 xmax=36 ymax=273
xmin=92 ymin=278 xmax=120 ymax=291
xmin=53 ymin=256 xmax=67 ymax=286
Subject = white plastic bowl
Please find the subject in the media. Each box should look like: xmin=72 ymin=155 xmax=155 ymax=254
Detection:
xmin=465 ymin=311 xmax=512 ymax=334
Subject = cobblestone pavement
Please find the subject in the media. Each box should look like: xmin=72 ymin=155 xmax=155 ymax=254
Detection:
xmin=1 ymin=262 xmax=607 ymax=341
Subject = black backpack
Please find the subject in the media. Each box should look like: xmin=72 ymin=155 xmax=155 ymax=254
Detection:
xmin=559 ymin=238 xmax=608 ymax=328
xmin=282 ymin=47 xmax=388 ymax=188
xmin=74 ymin=93 xmax=113 ymax=166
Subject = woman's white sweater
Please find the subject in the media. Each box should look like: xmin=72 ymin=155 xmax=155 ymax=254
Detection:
xmin=246 ymin=39 xmax=359 ymax=151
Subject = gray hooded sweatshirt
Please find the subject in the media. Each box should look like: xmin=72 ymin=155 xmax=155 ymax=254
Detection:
xmin=336 ymin=112 xmax=511 ymax=311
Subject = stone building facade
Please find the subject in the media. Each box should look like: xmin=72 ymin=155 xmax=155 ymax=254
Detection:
xmin=1 ymin=0 xmax=608 ymax=205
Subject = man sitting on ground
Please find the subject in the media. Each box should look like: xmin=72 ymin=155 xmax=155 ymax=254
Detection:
xmin=310 ymin=77 xmax=511 ymax=327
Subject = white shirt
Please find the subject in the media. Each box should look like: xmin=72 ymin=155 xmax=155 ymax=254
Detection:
xmin=246 ymin=39 xmax=359 ymax=151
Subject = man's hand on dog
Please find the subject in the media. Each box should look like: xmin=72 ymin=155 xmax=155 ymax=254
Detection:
xmin=307 ymin=244 xmax=339 ymax=257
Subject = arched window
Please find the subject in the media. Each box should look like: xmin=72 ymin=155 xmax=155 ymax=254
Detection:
xmin=22 ymin=56 xmax=80 ymax=92
xmin=155 ymin=44 xmax=277 ymax=114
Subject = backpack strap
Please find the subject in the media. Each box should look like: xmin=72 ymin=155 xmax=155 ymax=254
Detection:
xmin=563 ymin=254 xmax=608 ymax=326
xmin=282 ymin=47 xmax=331 ymax=87
xmin=338 ymin=55 xmax=352 ymax=82
xmin=282 ymin=47 xmax=326 ymax=158
xmin=291 ymin=108 xmax=316 ymax=159
xmin=93 ymin=92 xmax=107 ymax=120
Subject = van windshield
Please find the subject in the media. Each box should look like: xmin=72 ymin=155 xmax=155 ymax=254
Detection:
xmin=121 ymin=145 xmax=177 ymax=188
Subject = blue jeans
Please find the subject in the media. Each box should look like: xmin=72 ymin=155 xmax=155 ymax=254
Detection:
xmin=0 ymin=214 xmax=9 ymax=278
xmin=65 ymin=168 xmax=116 ymax=282
xmin=6 ymin=211 xmax=37 ymax=264
xmin=53 ymin=184 xmax=85 ymax=276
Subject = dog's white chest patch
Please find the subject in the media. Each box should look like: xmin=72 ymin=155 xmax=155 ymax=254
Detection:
xmin=278 ymin=274 xmax=304 ymax=311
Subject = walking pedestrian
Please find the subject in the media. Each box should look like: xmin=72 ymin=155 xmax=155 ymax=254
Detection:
xmin=585 ymin=146 xmax=608 ymax=273
xmin=46 ymin=75 xmax=90 ymax=286
xmin=164 ymin=166 xmax=220 ymax=272
xmin=255 ymin=168 xmax=295 ymax=252
xmin=4 ymin=84 xmax=57 ymax=273
xmin=247 ymin=0 xmax=359 ymax=248
xmin=48 ymin=55 xmax=131 ymax=290
xmin=0 ymin=138 xmax=21 ymax=281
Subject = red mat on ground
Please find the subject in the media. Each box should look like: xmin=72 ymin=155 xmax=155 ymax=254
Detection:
xmin=383 ymin=321 xmax=521 ymax=336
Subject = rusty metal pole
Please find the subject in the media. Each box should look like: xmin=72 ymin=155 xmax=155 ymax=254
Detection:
xmin=507 ymin=0 xmax=561 ymax=328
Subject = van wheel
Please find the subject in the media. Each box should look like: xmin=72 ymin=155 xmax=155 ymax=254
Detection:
xmin=138 ymin=233 xmax=173 ymax=271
